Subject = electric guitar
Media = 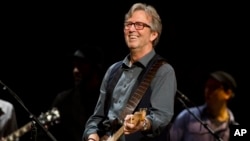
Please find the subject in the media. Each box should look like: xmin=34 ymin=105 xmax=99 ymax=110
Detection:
xmin=101 ymin=108 xmax=146 ymax=141
xmin=2 ymin=107 xmax=60 ymax=141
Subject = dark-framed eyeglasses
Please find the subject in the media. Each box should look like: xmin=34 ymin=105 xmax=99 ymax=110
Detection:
xmin=124 ymin=22 xmax=151 ymax=30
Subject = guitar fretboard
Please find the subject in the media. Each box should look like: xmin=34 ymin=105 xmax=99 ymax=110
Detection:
xmin=3 ymin=107 xmax=60 ymax=141
xmin=110 ymin=125 xmax=124 ymax=141
xmin=4 ymin=122 xmax=33 ymax=141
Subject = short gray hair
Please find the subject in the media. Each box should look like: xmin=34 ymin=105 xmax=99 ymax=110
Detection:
xmin=124 ymin=3 xmax=162 ymax=47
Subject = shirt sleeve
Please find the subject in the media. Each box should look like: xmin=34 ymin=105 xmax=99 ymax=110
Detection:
xmin=146 ymin=63 xmax=177 ymax=137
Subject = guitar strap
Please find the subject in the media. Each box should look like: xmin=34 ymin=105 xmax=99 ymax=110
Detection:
xmin=118 ymin=54 xmax=167 ymax=120
xmin=100 ymin=54 xmax=167 ymax=140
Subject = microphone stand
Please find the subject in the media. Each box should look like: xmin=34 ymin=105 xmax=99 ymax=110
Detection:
xmin=176 ymin=90 xmax=223 ymax=141
xmin=0 ymin=80 xmax=57 ymax=141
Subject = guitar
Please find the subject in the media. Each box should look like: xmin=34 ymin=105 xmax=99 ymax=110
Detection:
xmin=101 ymin=108 xmax=147 ymax=141
xmin=2 ymin=107 xmax=60 ymax=141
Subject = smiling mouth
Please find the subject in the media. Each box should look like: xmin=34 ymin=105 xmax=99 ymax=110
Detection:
xmin=128 ymin=36 xmax=138 ymax=41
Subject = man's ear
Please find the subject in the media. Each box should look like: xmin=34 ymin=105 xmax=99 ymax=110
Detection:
xmin=225 ymin=89 xmax=233 ymax=100
xmin=150 ymin=31 xmax=158 ymax=42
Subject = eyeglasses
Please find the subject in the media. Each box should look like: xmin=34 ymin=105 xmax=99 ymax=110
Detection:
xmin=124 ymin=22 xmax=151 ymax=30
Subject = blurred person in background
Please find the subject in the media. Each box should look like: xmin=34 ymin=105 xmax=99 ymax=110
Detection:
xmin=38 ymin=45 xmax=105 ymax=141
xmin=0 ymin=98 xmax=18 ymax=141
xmin=169 ymin=70 xmax=239 ymax=141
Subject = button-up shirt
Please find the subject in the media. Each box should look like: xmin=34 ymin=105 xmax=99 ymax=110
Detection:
xmin=170 ymin=104 xmax=236 ymax=141
xmin=83 ymin=49 xmax=177 ymax=140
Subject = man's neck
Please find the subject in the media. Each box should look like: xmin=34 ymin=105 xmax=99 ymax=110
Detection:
xmin=207 ymin=104 xmax=229 ymax=122
xmin=130 ymin=47 xmax=153 ymax=63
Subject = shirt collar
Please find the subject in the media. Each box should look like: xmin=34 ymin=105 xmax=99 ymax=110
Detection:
xmin=123 ymin=49 xmax=156 ymax=68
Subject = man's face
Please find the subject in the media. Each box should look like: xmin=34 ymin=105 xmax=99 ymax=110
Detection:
xmin=124 ymin=10 xmax=157 ymax=50
xmin=204 ymin=78 xmax=230 ymax=106
xmin=73 ymin=59 xmax=91 ymax=85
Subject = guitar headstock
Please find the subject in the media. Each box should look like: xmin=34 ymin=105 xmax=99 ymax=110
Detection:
xmin=38 ymin=107 xmax=60 ymax=126
xmin=3 ymin=107 xmax=60 ymax=141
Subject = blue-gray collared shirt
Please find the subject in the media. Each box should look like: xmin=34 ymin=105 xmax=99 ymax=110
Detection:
xmin=169 ymin=104 xmax=236 ymax=141
xmin=83 ymin=49 xmax=177 ymax=140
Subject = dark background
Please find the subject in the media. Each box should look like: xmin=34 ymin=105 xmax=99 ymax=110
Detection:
xmin=1 ymin=0 xmax=249 ymax=140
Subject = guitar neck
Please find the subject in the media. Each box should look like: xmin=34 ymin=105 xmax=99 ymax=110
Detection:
xmin=111 ymin=125 xmax=124 ymax=141
xmin=3 ymin=107 xmax=60 ymax=141
xmin=105 ymin=108 xmax=147 ymax=141
xmin=4 ymin=122 xmax=33 ymax=141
